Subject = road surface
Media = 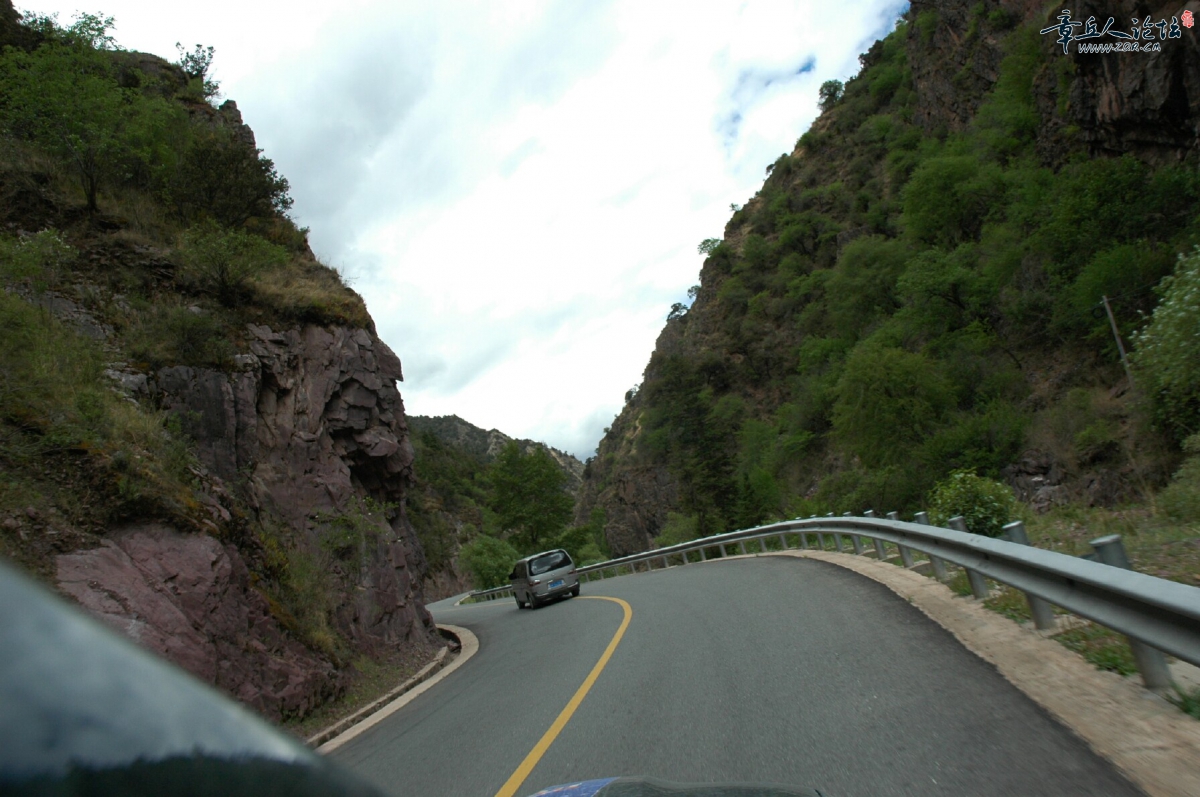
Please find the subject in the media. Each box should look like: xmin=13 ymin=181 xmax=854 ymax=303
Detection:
xmin=330 ymin=555 xmax=1143 ymax=797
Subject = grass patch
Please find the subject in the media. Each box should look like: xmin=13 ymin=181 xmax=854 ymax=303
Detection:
xmin=946 ymin=569 xmax=973 ymax=597
xmin=1023 ymin=505 xmax=1200 ymax=588
xmin=284 ymin=644 xmax=443 ymax=740
xmin=983 ymin=584 xmax=1032 ymax=622
xmin=1053 ymin=623 xmax=1138 ymax=676
xmin=252 ymin=256 xmax=371 ymax=330
xmin=1168 ymin=685 xmax=1200 ymax=720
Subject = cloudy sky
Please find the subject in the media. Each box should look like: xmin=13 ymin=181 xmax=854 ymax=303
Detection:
xmin=23 ymin=0 xmax=908 ymax=458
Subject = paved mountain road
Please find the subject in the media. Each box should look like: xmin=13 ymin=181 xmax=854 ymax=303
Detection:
xmin=330 ymin=555 xmax=1143 ymax=797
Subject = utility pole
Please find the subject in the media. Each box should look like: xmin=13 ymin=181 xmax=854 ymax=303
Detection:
xmin=1101 ymin=295 xmax=1136 ymax=388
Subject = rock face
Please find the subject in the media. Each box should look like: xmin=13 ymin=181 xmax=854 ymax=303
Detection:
xmin=154 ymin=323 xmax=434 ymax=650
xmin=54 ymin=322 xmax=439 ymax=718
xmin=57 ymin=523 xmax=340 ymax=722
xmin=575 ymin=463 xmax=679 ymax=556
xmin=906 ymin=0 xmax=1200 ymax=163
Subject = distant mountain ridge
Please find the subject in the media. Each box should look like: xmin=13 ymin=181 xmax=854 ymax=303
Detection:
xmin=408 ymin=414 xmax=584 ymax=492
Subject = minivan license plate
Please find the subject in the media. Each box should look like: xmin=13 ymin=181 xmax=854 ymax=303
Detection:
xmin=549 ymin=579 xmax=564 ymax=589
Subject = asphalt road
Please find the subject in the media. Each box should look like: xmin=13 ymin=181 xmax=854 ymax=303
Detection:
xmin=330 ymin=555 xmax=1144 ymax=797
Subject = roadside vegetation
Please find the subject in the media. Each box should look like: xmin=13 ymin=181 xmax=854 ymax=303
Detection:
xmin=423 ymin=439 xmax=609 ymax=591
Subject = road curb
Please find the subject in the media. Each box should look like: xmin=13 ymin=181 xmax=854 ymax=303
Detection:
xmin=311 ymin=624 xmax=480 ymax=753
xmin=774 ymin=549 xmax=1200 ymax=797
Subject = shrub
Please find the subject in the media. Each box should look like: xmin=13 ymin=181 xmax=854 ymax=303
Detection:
xmin=178 ymin=223 xmax=289 ymax=306
xmin=314 ymin=496 xmax=392 ymax=563
xmin=127 ymin=305 xmax=234 ymax=368
xmin=459 ymin=535 xmax=521 ymax=590
xmin=655 ymin=512 xmax=700 ymax=547
xmin=1133 ymin=248 xmax=1200 ymax=440
xmin=1157 ymin=434 xmax=1200 ymax=522
xmin=927 ymin=470 xmax=1018 ymax=537
xmin=0 ymin=230 xmax=75 ymax=292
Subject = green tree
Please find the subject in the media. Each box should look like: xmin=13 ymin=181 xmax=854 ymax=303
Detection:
xmin=166 ymin=130 xmax=293 ymax=226
xmin=459 ymin=535 xmax=521 ymax=590
xmin=487 ymin=441 xmax=573 ymax=553
xmin=0 ymin=13 xmax=184 ymax=212
xmin=818 ymin=79 xmax=844 ymax=111
xmin=831 ymin=344 xmax=955 ymax=467
xmin=1133 ymin=248 xmax=1200 ymax=439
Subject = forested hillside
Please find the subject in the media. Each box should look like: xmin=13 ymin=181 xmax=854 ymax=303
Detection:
xmin=579 ymin=0 xmax=1200 ymax=558
xmin=405 ymin=414 xmax=590 ymax=599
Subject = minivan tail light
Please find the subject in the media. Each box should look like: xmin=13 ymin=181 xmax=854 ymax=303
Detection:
xmin=568 ymin=568 xmax=577 ymax=575
xmin=529 ymin=578 xmax=541 ymax=586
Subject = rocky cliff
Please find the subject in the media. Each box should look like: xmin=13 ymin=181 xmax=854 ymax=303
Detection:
xmin=0 ymin=3 xmax=440 ymax=723
xmin=577 ymin=0 xmax=1200 ymax=552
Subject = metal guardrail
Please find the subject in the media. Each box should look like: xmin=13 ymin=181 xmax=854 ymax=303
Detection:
xmin=468 ymin=513 xmax=1200 ymax=690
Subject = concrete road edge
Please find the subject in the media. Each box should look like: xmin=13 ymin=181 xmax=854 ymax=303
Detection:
xmin=316 ymin=624 xmax=480 ymax=754
xmin=777 ymin=549 xmax=1200 ymax=797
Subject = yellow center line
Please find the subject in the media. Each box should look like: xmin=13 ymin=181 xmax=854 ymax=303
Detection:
xmin=492 ymin=596 xmax=633 ymax=797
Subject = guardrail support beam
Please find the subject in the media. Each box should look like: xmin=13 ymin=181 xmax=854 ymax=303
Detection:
xmin=1091 ymin=534 xmax=1172 ymax=690
xmin=1003 ymin=521 xmax=1056 ymax=630
xmin=851 ymin=535 xmax=864 ymax=555
xmin=948 ymin=516 xmax=990 ymax=599
xmin=915 ymin=512 xmax=949 ymax=581
xmin=872 ymin=538 xmax=886 ymax=561
xmin=777 ymin=534 xmax=787 ymax=550
xmin=739 ymin=540 xmax=748 ymax=556
xmin=699 ymin=546 xmax=707 ymax=561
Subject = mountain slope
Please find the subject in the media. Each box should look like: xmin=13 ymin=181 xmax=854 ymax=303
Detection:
xmin=578 ymin=0 xmax=1200 ymax=555
xmin=0 ymin=5 xmax=441 ymax=722
xmin=406 ymin=414 xmax=585 ymax=598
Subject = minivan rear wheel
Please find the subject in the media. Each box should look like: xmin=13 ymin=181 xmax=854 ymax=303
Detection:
xmin=528 ymin=593 xmax=539 ymax=610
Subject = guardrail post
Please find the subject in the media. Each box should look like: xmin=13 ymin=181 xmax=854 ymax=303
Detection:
xmin=950 ymin=516 xmax=990 ymax=599
xmin=915 ymin=511 xmax=949 ymax=581
xmin=661 ymin=556 xmax=669 ymax=569
xmin=720 ymin=544 xmax=729 ymax=557
xmin=1090 ymin=534 xmax=1172 ymax=690
xmin=1002 ymin=521 xmax=1056 ymax=630
xmin=777 ymin=534 xmax=787 ymax=550
xmin=759 ymin=537 xmax=769 ymax=554
xmin=887 ymin=512 xmax=915 ymax=567
xmin=851 ymin=534 xmax=864 ymax=555
xmin=832 ymin=532 xmax=844 ymax=552
xmin=699 ymin=546 xmax=707 ymax=561
xmin=739 ymin=540 xmax=748 ymax=556
xmin=866 ymin=508 xmax=881 ymax=559
xmin=817 ymin=533 xmax=827 ymax=550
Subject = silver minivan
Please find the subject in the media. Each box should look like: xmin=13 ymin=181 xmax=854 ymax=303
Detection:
xmin=509 ymin=549 xmax=580 ymax=609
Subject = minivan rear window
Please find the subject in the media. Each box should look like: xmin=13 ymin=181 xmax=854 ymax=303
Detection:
xmin=530 ymin=551 xmax=571 ymax=575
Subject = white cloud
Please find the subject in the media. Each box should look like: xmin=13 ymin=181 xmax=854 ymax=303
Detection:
xmin=21 ymin=0 xmax=910 ymax=457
